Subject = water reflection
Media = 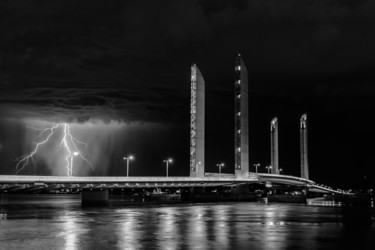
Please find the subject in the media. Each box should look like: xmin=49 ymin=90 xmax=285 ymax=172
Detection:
xmin=214 ymin=205 xmax=229 ymax=249
xmin=157 ymin=207 xmax=178 ymax=249
xmin=0 ymin=197 xmax=374 ymax=250
xmin=261 ymin=208 xmax=285 ymax=249
xmin=188 ymin=206 xmax=210 ymax=249
xmin=60 ymin=214 xmax=80 ymax=250
xmin=117 ymin=210 xmax=138 ymax=249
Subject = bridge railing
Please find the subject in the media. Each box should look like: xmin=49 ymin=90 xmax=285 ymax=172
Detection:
xmin=309 ymin=184 xmax=348 ymax=194
xmin=257 ymin=173 xmax=315 ymax=184
xmin=257 ymin=174 xmax=346 ymax=194
xmin=0 ymin=175 xmax=258 ymax=183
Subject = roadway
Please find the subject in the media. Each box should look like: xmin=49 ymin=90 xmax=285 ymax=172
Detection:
xmin=0 ymin=175 xmax=258 ymax=191
xmin=0 ymin=174 xmax=345 ymax=194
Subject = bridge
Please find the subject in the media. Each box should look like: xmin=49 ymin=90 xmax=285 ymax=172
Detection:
xmin=0 ymin=173 xmax=344 ymax=195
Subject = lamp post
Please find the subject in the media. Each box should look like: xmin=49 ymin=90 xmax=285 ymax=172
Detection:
xmin=279 ymin=168 xmax=283 ymax=175
xmin=253 ymin=163 xmax=260 ymax=173
xmin=216 ymin=163 xmax=225 ymax=177
xmin=266 ymin=165 xmax=272 ymax=174
xmin=196 ymin=161 xmax=201 ymax=176
xmin=123 ymin=155 xmax=134 ymax=177
xmin=70 ymin=151 xmax=79 ymax=176
xmin=163 ymin=158 xmax=173 ymax=177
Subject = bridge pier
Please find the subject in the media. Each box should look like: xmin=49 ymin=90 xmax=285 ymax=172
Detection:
xmin=189 ymin=187 xmax=196 ymax=200
xmin=81 ymin=189 xmax=109 ymax=205
xmin=230 ymin=184 xmax=253 ymax=200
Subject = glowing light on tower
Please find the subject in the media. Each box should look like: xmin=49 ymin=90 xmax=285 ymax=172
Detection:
xmin=190 ymin=64 xmax=205 ymax=177
xmin=270 ymin=117 xmax=279 ymax=174
xmin=300 ymin=114 xmax=309 ymax=179
xmin=16 ymin=123 xmax=94 ymax=176
xmin=234 ymin=52 xmax=249 ymax=177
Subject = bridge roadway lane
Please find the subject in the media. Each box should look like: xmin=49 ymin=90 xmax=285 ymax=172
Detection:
xmin=0 ymin=175 xmax=259 ymax=190
xmin=257 ymin=174 xmax=345 ymax=194
xmin=257 ymin=173 xmax=315 ymax=185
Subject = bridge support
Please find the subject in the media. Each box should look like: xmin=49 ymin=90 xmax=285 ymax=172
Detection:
xmin=300 ymin=114 xmax=309 ymax=179
xmin=270 ymin=117 xmax=279 ymax=174
xmin=230 ymin=184 xmax=253 ymax=200
xmin=234 ymin=52 xmax=249 ymax=178
xmin=190 ymin=64 xmax=205 ymax=178
xmin=82 ymin=189 xmax=109 ymax=205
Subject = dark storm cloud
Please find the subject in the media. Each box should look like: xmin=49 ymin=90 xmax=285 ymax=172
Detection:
xmin=1 ymin=0 xmax=374 ymax=118
xmin=0 ymin=84 xmax=187 ymax=123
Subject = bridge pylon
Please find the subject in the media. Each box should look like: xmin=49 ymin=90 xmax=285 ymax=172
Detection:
xmin=270 ymin=117 xmax=279 ymax=174
xmin=234 ymin=52 xmax=249 ymax=177
xmin=300 ymin=114 xmax=309 ymax=180
xmin=190 ymin=64 xmax=205 ymax=177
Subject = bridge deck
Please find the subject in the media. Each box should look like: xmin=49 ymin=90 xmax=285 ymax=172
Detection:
xmin=0 ymin=175 xmax=259 ymax=183
xmin=0 ymin=174 xmax=344 ymax=194
xmin=0 ymin=175 xmax=259 ymax=190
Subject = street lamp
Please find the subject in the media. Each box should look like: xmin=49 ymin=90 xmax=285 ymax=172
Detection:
xmin=70 ymin=151 xmax=79 ymax=176
xmin=196 ymin=161 xmax=201 ymax=175
xmin=253 ymin=163 xmax=260 ymax=173
xmin=266 ymin=165 xmax=272 ymax=174
xmin=279 ymin=168 xmax=283 ymax=175
xmin=163 ymin=158 xmax=173 ymax=177
xmin=216 ymin=163 xmax=225 ymax=177
xmin=123 ymin=155 xmax=135 ymax=177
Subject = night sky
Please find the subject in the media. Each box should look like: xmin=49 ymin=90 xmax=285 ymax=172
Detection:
xmin=0 ymin=0 xmax=374 ymax=187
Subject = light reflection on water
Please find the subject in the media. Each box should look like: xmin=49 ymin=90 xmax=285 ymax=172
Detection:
xmin=157 ymin=207 xmax=178 ymax=250
xmin=188 ymin=206 xmax=208 ymax=249
xmin=214 ymin=205 xmax=229 ymax=249
xmin=61 ymin=214 xmax=79 ymax=250
xmin=117 ymin=209 xmax=137 ymax=249
xmin=0 ymin=195 xmax=375 ymax=250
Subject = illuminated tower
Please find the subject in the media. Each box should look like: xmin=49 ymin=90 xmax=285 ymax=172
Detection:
xmin=190 ymin=64 xmax=205 ymax=177
xmin=270 ymin=117 xmax=279 ymax=174
xmin=300 ymin=114 xmax=309 ymax=179
xmin=234 ymin=52 xmax=249 ymax=177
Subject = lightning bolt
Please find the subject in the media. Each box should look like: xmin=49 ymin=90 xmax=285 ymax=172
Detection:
xmin=16 ymin=124 xmax=59 ymax=174
xmin=59 ymin=123 xmax=94 ymax=176
xmin=16 ymin=123 xmax=94 ymax=176
xmin=25 ymin=125 xmax=53 ymax=139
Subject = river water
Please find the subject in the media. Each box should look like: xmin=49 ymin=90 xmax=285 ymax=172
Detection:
xmin=1 ymin=195 xmax=374 ymax=250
